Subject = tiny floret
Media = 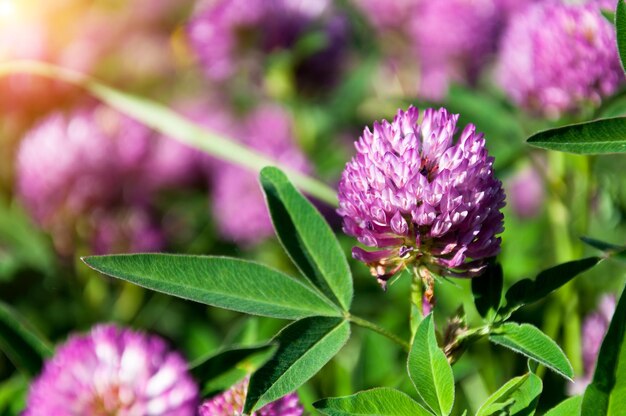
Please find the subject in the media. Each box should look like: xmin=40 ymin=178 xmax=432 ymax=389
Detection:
xmin=338 ymin=106 xmax=505 ymax=287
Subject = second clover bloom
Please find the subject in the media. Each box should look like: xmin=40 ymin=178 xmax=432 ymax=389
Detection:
xmin=338 ymin=106 xmax=505 ymax=287
xmin=495 ymin=2 xmax=622 ymax=118
xmin=198 ymin=377 xmax=303 ymax=416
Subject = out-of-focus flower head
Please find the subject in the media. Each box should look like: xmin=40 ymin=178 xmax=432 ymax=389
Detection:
xmin=211 ymin=104 xmax=311 ymax=245
xmin=338 ymin=106 xmax=505 ymax=289
xmin=198 ymin=376 xmax=303 ymax=416
xmin=16 ymin=105 xmax=203 ymax=253
xmin=410 ymin=0 xmax=501 ymax=100
xmin=569 ymin=294 xmax=617 ymax=395
xmin=496 ymin=2 xmax=622 ymax=119
xmin=24 ymin=324 xmax=199 ymax=415
xmin=354 ymin=0 xmax=503 ymax=99
xmin=506 ymin=164 xmax=545 ymax=219
xmin=186 ymin=0 xmax=348 ymax=91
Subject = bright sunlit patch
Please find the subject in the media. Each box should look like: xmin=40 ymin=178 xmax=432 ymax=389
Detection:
xmin=0 ymin=0 xmax=16 ymax=19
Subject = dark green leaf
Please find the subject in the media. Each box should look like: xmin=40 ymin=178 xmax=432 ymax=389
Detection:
xmin=260 ymin=167 xmax=352 ymax=310
xmin=581 ymin=285 xmax=626 ymax=415
xmin=190 ymin=343 xmax=276 ymax=395
xmin=0 ymin=301 xmax=53 ymax=377
xmin=82 ymin=254 xmax=341 ymax=320
xmin=501 ymin=257 xmax=601 ymax=317
xmin=314 ymin=387 xmax=432 ymax=416
xmin=471 ymin=262 xmax=503 ymax=321
xmin=477 ymin=373 xmax=542 ymax=416
xmin=407 ymin=314 xmax=455 ymax=416
xmin=489 ymin=323 xmax=573 ymax=380
xmin=580 ymin=237 xmax=626 ymax=262
xmin=616 ymin=0 xmax=626 ymax=74
xmin=244 ymin=317 xmax=350 ymax=413
xmin=526 ymin=118 xmax=626 ymax=154
xmin=544 ymin=396 xmax=582 ymax=416
xmin=603 ymin=9 xmax=616 ymax=24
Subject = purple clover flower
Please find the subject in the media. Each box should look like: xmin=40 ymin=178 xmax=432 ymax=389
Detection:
xmin=338 ymin=106 xmax=505 ymax=288
xmin=569 ymin=294 xmax=617 ymax=395
xmin=496 ymin=2 xmax=622 ymax=119
xmin=15 ymin=105 xmax=202 ymax=253
xmin=24 ymin=324 xmax=199 ymax=415
xmin=409 ymin=0 xmax=501 ymax=100
xmin=186 ymin=0 xmax=347 ymax=91
xmin=210 ymin=105 xmax=311 ymax=245
xmin=198 ymin=377 xmax=303 ymax=416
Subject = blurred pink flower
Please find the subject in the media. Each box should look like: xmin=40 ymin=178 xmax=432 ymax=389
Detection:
xmin=496 ymin=2 xmax=622 ymax=118
xmin=569 ymin=294 xmax=616 ymax=395
xmin=198 ymin=377 xmax=302 ymax=416
xmin=24 ymin=324 xmax=199 ymax=415
xmin=210 ymin=104 xmax=311 ymax=245
xmin=506 ymin=165 xmax=545 ymax=219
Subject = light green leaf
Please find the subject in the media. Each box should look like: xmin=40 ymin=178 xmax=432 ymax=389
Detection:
xmin=0 ymin=301 xmax=53 ymax=377
xmin=0 ymin=60 xmax=337 ymax=206
xmin=477 ymin=373 xmax=542 ymax=416
xmin=82 ymin=254 xmax=341 ymax=320
xmin=489 ymin=323 xmax=573 ymax=380
xmin=260 ymin=167 xmax=352 ymax=310
xmin=544 ymin=395 xmax=582 ymax=416
xmin=314 ymin=387 xmax=432 ymax=416
xmin=581 ymin=284 xmax=626 ymax=415
xmin=526 ymin=118 xmax=626 ymax=154
xmin=616 ymin=0 xmax=626 ymax=74
xmin=244 ymin=317 xmax=350 ymax=413
xmin=407 ymin=314 xmax=455 ymax=416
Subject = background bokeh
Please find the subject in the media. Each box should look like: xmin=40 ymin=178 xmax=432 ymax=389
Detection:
xmin=1 ymin=0 xmax=625 ymax=414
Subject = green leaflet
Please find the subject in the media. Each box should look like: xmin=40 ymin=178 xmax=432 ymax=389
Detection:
xmin=244 ymin=317 xmax=350 ymax=413
xmin=314 ymin=387 xmax=432 ymax=416
xmin=489 ymin=323 xmax=573 ymax=380
xmin=260 ymin=167 xmax=353 ymax=310
xmin=477 ymin=373 xmax=542 ymax=416
xmin=407 ymin=314 xmax=455 ymax=416
xmin=83 ymin=254 xmax=341 ymax=320
xmin=526 ymin=118 xmax=626 ymax=154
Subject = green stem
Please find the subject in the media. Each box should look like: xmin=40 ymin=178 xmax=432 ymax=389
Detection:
xmin=348 ymin=314 xmax=410 ymax=352
xmin=410 ymin=266 xmax=425 ymax=337
xmin=0 ymin=60 xmax=338 ymax=206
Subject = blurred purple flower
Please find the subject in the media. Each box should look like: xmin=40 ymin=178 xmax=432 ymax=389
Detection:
xmin=15 ymin=105 xmax=203 ymax=253
xmin=24 ymin=324 xmax=199 ymax=415
xmin=211 ymin=105 xmax=311 ymax=245
xmin=569 ymin=294 xmax=617 ymax=395
xmin=186 ymin=0 xmax=347 ymax=90
xmin=338 ymin=106 xmax=505 ymax=287
xmin=198 ymin=377 xmax=303 ymax=416
xmin=496 ymin=2 xmax=622 ymax=118
xmin=410 ymin=0 xmax=501 ymax=100
xmin=89 ymin=207 xmax=165 ymax=255
xmin=352 ymin=0 xmax=417 ymax=33
xmin=506 ymin=165 xmax=545 ymax=219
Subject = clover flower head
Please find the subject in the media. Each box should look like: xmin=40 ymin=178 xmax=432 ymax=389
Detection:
xmin=410 ymin=0 xmax=501 ymax=100
xmin=186 ymin=0 xmax=346 ymax=90
xmin=198 ymin=377 xmax=303 ymax=416
xmin=496 ymin=2 xmax=622 ymax=118
xmin=338 ymin=106 xmax=505 ymax=288
xmin=24 ymin=324 xmax=199 ymax=415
